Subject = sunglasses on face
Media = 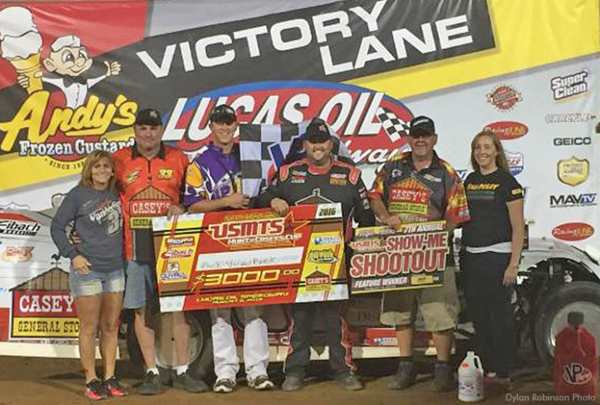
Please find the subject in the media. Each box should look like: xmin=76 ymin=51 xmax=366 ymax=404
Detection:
xmin=409 ymin=132 xmax=434 ymax=139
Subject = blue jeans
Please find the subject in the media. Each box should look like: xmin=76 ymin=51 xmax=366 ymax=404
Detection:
xmin=70 ymin=268 xmax=125 ymax=298
xmin=123 ymin=261 xmax=157 ymax=310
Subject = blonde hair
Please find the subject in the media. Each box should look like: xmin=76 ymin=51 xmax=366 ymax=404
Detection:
xmin=78 ymin=150 xmax=117 ymax=191
xmin=470 ymin=131 xmax=509 ymax=172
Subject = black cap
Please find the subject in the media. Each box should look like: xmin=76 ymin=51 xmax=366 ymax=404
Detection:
xmin=409 ymin=115 xmax=436 ymax=137
xmin=135 ymin=108 xmax=162 ymax=126
xmin=210 ymin=104 xmax=237 ymax=124
xmin=305 ymin=118 xmax=331 ymax=143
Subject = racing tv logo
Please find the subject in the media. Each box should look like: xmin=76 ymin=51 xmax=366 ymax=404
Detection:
xmin=551 ymin=69 xmax=589 ymax=101
xmin=483 ymin=121 xmax=528 ymax=140
xmin=552 ymin=223 xmax=594 ymax=242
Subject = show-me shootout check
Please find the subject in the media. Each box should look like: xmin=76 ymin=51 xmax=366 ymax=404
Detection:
xmin=349 ymin=221 xmax=449 ymax=293
xmin=152 ymin=204 xmax=348 ymax=311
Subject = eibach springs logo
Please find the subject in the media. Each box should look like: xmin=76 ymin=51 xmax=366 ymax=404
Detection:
xmin=0 ymin=6 xmax=136 ymax=169
xmin=483 ymin=121 xmax=528 ymax=140
xmin=486 ymin=85 xmax=522 ymax=111
xmin=551 ymin=69 xmax=589 ymax=101
xmin=163 ymin=81 xmax=413 ymax=165
xmin=552 ymin=223 xmax=594 ymax=242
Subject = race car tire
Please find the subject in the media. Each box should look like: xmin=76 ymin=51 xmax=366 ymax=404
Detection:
xmin=126 ymin=310 xmax=213 ymax=383
xmin=533 ymin=281 xmax=600 ymax=364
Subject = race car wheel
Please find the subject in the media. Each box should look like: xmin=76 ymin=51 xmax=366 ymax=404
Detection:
xmin=533 ymin=281 xmax=600 ymax=364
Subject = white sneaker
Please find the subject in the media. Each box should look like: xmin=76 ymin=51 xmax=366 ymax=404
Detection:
xmin=248 ymin=374 xmax=275 ymax=390
xmin=213 ymin=378 xmax=236 ymax=393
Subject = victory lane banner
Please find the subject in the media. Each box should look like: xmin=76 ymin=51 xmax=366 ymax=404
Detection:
xmin=152 ymin=203 xmax=348 ymax=311
xmin=349 ymin=220 xmax=448 ymax=294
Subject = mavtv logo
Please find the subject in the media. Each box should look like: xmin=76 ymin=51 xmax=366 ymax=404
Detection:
xmin=550 ymin=193 xmax=597 ymax=208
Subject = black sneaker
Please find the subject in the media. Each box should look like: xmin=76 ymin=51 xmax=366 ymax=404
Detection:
xmin=248 ymin=374 xmax=275 ymax=390
xmin=213 ymin=378 xmax=236 ymax=393
xmin=85 ymin=378 xmax=109 ymax=401
xmin=103 ymin=376 xmax=128 ymax=397
xmin=172 ymin=372 xmax=208 ymax=393
xmin=388 ymin=360 xmax=415 ymax=390
xmin=335 ymin=373 xmax=363 ymax=390
xmin=281 ymin=374 xmax=304 ymax=391
xmin=431 ymin=361 xmax=455 ymax=392
xmin=139 ymin=371 xmax=162 ymax=395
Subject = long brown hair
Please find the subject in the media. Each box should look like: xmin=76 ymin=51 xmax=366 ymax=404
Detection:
xmin=470 ymin=131 xmax=509 ymax=172
xmin=78 ymin=150 xmax=117 ymax=191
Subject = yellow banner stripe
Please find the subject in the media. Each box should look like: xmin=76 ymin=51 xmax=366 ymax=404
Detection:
xmin=12 ymin=317 xmax=79 ymax=337
xmin=0 ymin=127 xmax=134 ymax=192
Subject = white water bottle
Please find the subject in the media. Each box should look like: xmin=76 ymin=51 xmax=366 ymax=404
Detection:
xmin=458 ymin=351 xmax=484 ymax=402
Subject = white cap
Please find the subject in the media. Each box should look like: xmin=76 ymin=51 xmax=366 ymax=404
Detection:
xmin=50 ymin=35 xmax=81 ymax=52
xmin=0 ymin=6 xmax=38 ymax=40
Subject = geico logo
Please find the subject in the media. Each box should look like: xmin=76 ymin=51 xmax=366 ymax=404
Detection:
xmin=203 ymin=269 xmax=281 ymax=286
xmin=208 ymin=218 xmax=285 ymax=239
xmin=553 ymin=137 xmax=591 ymax=146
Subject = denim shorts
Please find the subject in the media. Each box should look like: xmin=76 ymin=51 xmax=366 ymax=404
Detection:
xmin=123 ymin=261 xmax=158 ymax=310
xmin=70 ymin=268 xmax=125 ymax=298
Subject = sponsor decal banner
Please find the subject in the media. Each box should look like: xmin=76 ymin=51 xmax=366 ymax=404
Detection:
xmin=486 ymin=85 xmax=522 ymax=111
xmin=552 ymin=222 xmax=595 ymax=242
xmin=557 ymin=157 xmax=589 ymax=187
xmin=505 ymin=150 xmax=524 ymax=176
xmin=349 ymin=221 xmax=448 ymax=294
xmin=483 ymin=121 xmax=528 ymax=140
xmin=11 ymin=290 xmax=78 ymax=338
xmin=551 ymin=69 xmax=589 ymax=101
xmin=0 ymin=0 xmax=495 ymax=192
xmin=152 ymin=204 xmax=347 ymax=310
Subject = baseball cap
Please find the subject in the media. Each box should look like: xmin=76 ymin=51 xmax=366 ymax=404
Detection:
xmin=409 ymin=115 xmax=436 ymax=137
xmin=210 ymin=104 xmax=237 ymax=124
xmin=305 ymin=118 xmax=331 ymax=143
xmin=135 ymin=108 xmax=162 ymax=126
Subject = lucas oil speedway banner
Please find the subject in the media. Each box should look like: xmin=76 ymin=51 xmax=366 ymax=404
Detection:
xmin=349 ymin=221 xmax=449 ymax=294
xmin=0 ymin=0 xmax=598 ymax=249
xmin=152 ymin=204 xmax=347 ymax=311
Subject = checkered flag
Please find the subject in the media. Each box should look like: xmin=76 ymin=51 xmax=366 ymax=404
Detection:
xmin=240 ymin=122 xmax=302 ymax=198
xmin=240 ymin=121 xmax=351 ymax=197
xmin=377 ymin=107 xmax=410 ymax=143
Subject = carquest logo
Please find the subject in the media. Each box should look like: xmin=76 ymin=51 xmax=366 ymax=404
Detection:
xmin=486 ymin=85 xmax=522 ymax=111
xmin=166 ymin=81 xmax=414 ymax=164
xmin=551 ymin=69 xmax=589 ymax=101
xmin=552 ymin=223 xmax=594 ymax=241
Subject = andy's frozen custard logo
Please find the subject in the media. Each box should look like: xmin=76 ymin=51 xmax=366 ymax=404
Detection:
xmin=0 ymin=6 xmax=137 ymax=167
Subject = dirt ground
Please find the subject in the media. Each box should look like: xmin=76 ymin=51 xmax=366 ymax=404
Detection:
xmin=0 ymin=348 xmax=597 ymax=405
